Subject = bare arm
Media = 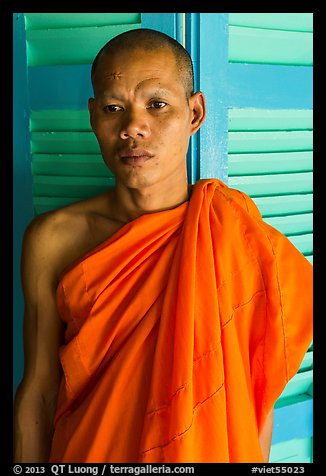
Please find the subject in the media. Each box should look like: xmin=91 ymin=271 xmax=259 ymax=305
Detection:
xmin=14 ymin=216 xmax=66 ymax=463
xmin=259 ymin=408 xmax=274 ymax=463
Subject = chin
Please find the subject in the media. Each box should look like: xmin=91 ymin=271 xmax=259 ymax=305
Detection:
xmin=117 ymin=168 xmax=163 ymax=190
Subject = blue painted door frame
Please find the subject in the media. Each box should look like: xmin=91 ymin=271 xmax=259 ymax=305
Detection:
xmin=13 ymin=13 xmax=34 ymax=394
xmin=141 ymin=13 xmax=183 ymax=44
xmin=185 ymin=13 xmax=229 ymax=183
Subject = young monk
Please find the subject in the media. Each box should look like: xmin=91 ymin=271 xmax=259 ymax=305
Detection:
xmin=14 ymin=28 xmax=312 ymax=463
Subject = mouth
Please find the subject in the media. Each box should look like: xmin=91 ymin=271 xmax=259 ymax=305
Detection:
xmin=119 ymin=148 xmax=154 ymax=166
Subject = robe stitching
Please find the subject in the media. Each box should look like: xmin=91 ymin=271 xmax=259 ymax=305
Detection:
xmin=146 ymin=346 xmax=222 ymax=416
xmin=260 ymin=231 xmax=288 ymax=382
xmin=221 ymin=289 xmax=266 ymax=329
xmin=239 ymin=192 xmax=288 ymax=408
xmin=140 ymin=382 xmax=225 ymax=455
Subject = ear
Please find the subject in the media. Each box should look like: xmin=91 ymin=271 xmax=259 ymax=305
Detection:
xmin=189 ymin=91 xmax=206 ymax=136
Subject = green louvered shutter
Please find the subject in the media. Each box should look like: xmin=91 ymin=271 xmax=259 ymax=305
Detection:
xmin=24 ymin=13 xmax=142 ymax=215
xmin=227 ymin=13 xmax=313 ymax=463
xmin=228 ymin=108 xmax=313 ymax=264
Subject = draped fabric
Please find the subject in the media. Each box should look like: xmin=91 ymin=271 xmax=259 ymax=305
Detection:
xmin=49 ymin=179 xmax=312 ymax=463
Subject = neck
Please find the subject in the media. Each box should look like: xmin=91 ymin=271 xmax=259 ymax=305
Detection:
xmin=109 ymin=174 xmax=191 ymax=224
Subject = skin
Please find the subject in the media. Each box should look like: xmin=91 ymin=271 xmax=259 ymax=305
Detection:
xmin=13 ymin=45 xmax=273 ymax=463
xmin=259 ymin=408 xmax=274 ymax=463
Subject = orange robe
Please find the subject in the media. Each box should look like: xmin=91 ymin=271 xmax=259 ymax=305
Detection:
xmin=49 ymin=178 xmax=312 ymax=463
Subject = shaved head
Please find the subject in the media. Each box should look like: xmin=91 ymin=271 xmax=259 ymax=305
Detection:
xmin=91 ymin=28 xmax=194 ymax=100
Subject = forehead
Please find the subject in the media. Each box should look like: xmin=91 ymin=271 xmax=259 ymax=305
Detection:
xmin=94 ymin=46 xmax=181 ymax=93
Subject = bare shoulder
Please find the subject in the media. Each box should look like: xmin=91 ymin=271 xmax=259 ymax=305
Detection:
xmin=22 ymin=192 xmax=122 ymax=285
xmin=23 ymin=201 xmax=89 ymax=248
xmin=23 ymin=201 xmax=91 ymax=282
xmin=24 ymin=206 xmax=79 ymax=243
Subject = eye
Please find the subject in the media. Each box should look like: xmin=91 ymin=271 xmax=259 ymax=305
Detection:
xmin=149 ymin=101 xmax=168 ymax=109
xmin=103 ymin=104 xmax=124 ymax=113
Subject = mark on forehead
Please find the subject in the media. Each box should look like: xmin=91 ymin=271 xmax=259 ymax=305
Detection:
xmin=135 ymin=77 xmax=160 ymax=91
xmin=107 ymin=72 xmax=122 ymax=80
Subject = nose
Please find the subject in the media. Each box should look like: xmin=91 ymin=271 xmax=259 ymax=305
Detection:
xmin=119 ymin=108 xmax=150 ymax=140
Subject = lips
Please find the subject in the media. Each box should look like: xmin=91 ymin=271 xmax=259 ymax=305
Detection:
xmin=119 ymin=148 xmax=154 ymax=166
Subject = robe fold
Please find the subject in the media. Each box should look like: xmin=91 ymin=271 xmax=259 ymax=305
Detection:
xmin=49 ymin=178 xmax=312 ymax=463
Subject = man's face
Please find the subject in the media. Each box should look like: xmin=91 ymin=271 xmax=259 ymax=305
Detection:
xmin=88 ymin=46 xmax=204 ymax=190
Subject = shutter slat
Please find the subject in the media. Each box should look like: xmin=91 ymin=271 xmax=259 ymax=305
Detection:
xmin=279 ymin=370 xmax=313 ymax=399
xmin=32 ymin=154 xmax=112 ymax=177
xmin=228 ymin=172 xmax=313 ymax=196
xmin=30 ymin=109 xmax=91 ymax=132
xmin=298 ymin=351 xmax=313 ymax=373
xmin=25 ymin=13 xmax=141 ymax=30
xmin=253 ymin=194 xmax=313 ymax=217
xmin=228 ymin=131 xmax=313 ymax=153
xmin=264 ymin=213 xmax=313 ymax=236
xmin=228 ymin=151 xmax=312 ymax=175
xmin=229 ymin=13 xmax=313 ymax=32
xmin=31 ymin=132 xmax=100 ymax=154
xmin=228 ymin=108 xmax=313 ymax=131
xmin=26 ymin=23 xmax=141 ymax=66
xmin=287 ymin=234 xmax=313 ymax=256
xmin=229 ymin=25 xmax=313 ymax=66
xmin=33 ymin=175 xmax=114 ymax=198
